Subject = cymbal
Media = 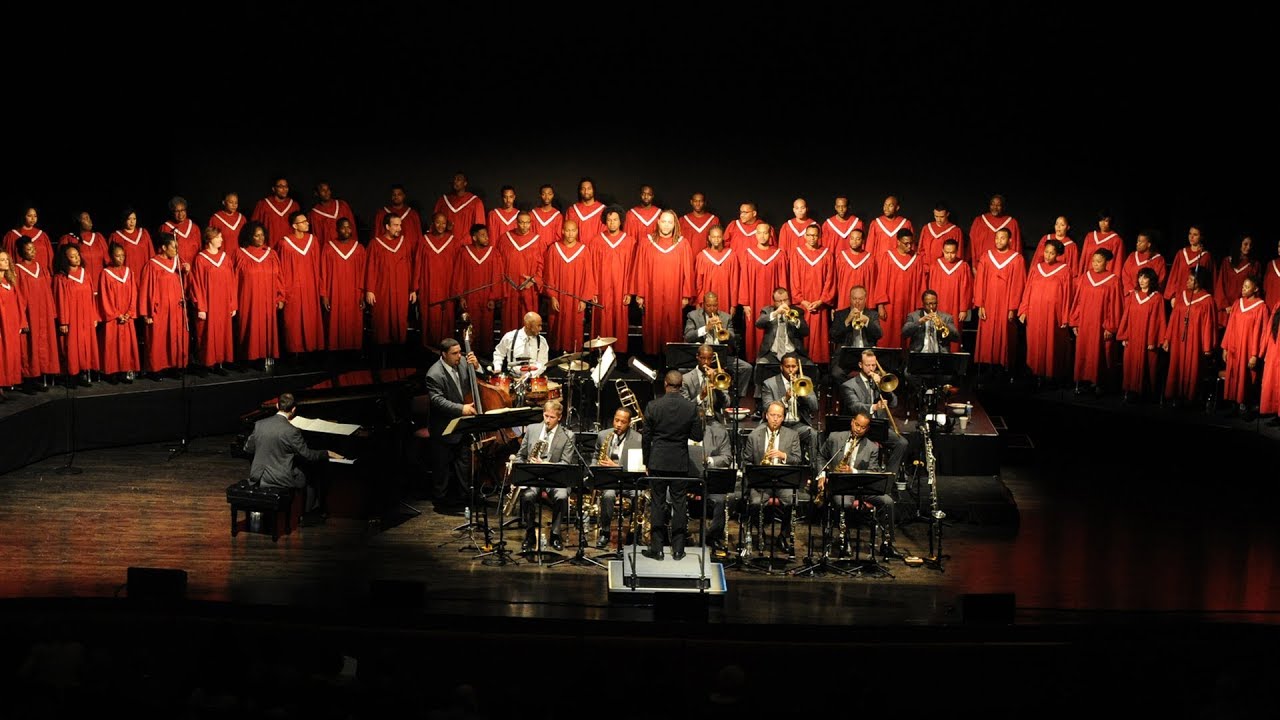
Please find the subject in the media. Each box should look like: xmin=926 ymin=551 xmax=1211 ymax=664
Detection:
xmin=584 ymin=336 xmax=617 ymax=349
xmin=558 ymin=360 xmax=591 ymax=372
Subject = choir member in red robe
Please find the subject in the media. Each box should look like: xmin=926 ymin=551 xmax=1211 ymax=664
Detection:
xmin=1069 ymin=250 xmax=1123 ymax=395
xmin=452 ymin=224 xmax=505 ymax=355
xmin=968 ymin=194 xmax=1021 ymax=264
xmin=97 ymin=243 xmax=139 ymax=383
xmin=364 ymin=214 xmax=414 ymax=349
xmin=973 ymin=228 xmax=1026 ymax=372
xmin=159 ymin=196 xmax=200 ymax=272
xmin=531 ymin=184 xmax=564 ymax=245
xmin=250 ymin=176 xmax=300 ymax=251
xmin=591 ymin=209 xmax=635 ymax=354
xmin=873 ymin=229 xmax=929 ymax=350
xmin=1261 ymin=238 xmax=1280 ymax=303
xmin=623 ymin=185 xmax=662 ymax=246
xmin=918 ymin=202 xmax=965 ymax=263
xmin=486 ymin=185 xmax=519 ymax=248
xmin=13 ymin=237 xmax=60 ymax=385
xmin=233 ymin=222 xmax=282 ymax=367
xmin=1033 ymin=216 xmax=1080 ymax=280
xmin=1078 ymin=211 xmax=1125 ymax=276
xmin=499 ymin=211 xmax=546 ymax=334
xmin=568 ymin=178 xmax=606 ymax=248
xmin=932 ymin=239 xmax=974 ymax=352
xmin=1214 ymin=235 xmax=1261 ymax=328
xmin=1220 ymin=277 xmax=1269 ymax=414
xmin=1164 ymin=225 xmax=1213 ymax=299
xmin=0 ymin=251 xmax=26 ymax=394
xmin=138 ymin=233 xmax=189 ymax=376
xmin=320 ymin=218 xmax=366 ymax=352
xmin=208 ymin=191 xmax=247 ymax=249
xmin=188 ymin=227 xmax=237 ymax=371
xmin=1117 ymin=268 xmax=1165 ymax=402
xmin=372 ymin=185 xmax=424 ymax=254
xmin=1161 ymin=268 xmax=1217 ymax=407
xmin=694 ymin=226 xmax=738 ymax=311
xmin=821 ymin=196 xmax=863 ymax=256
xmin=278 ymin=212 xmax=324 ymax=355
xmin=306 ymin=182 xmax=353 ymax=247
xmin=435 ymin=172 xmax=485 ymax=248
xmin=722 ymin=202 xmax=760 ymax=249
xmin=59 ymin=211 xmax=108 ymax=288
xmin=789 ymin=224 xmax=835 ymax=363
xmin=1018 ymin=240 xmax=1073 ymax=384
xmin=1120 ymin=230 xmax=1168 ymax=298
xmin=866 ymin=195 xmax=914 ymax=259
xmin=777 ymin=198 xmax=818 ymax=254
xmin=680 ymin=192 xmax=720 ymax=248
xmin=542 ymin=220 xmax=598 ymax=355
xmin=1259 ymin=309 xmax=1280 ymax=417
xmin=736 ymin=223 xmax=789 ymax=361
xmin=633 ymin=209 xmax=695 ymax=355
xmin=415 ymin=213 xmax=459 ymax=350
xmin=835 ymin=228 xmax=875 ymax=312
xmin=112 ymin=208 xmax=152 ymax=280
xmin=3 ymin=207 xmax=54 ymax=273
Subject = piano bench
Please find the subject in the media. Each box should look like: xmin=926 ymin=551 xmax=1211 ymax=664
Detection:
xmin=226 ymin=481 xmax=301 ymax=541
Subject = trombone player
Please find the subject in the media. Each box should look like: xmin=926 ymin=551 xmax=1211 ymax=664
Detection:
xmin=760 ymin=353 xmax=818 ymax=465
xmin=684 ymin=291 xmax=753 ymax=393
xmin=902 ymin=290 xmax=959 ymax=354
xmin=681 ymin=344 xmax=732 ymax=417
xmin=837 ymin=349 xmax=908 ymax=479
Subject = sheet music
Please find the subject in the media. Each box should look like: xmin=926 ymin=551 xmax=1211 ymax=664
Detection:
xmin=592 ymin=346 xmax=616 ymax=385
xmin=290 ymin=416 xmax=361 ymax=435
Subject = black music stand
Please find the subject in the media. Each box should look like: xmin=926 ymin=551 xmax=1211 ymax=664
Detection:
xmin=823 ymin=470 xmax=896 ymax=579
xmin=508 ymin=461 xmax=580 ymax=565
xmin=589 ymin=467 xmax=647 ymax=563
xmin=548 ymin=439 xmax=606 ymax=570
xmin=664 ymin=342 xmax=702 ymax=370
xmin=696 ymin=466 xmax=737 ymax=561
xmin=445 ymin=407 xmax=541 ymax=563
xmin=906 ymin=351 xmax=971 ymax=379
xmin=743 ymin=464 xmax=808 ymax=574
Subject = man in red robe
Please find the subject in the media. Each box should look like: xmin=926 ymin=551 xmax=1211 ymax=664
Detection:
xmin=188 ymin=227 xmax=237 ymax=373
xmin=1069 ymin=249 xmax=1123 ymax=395
xmin=452 ymin=224 xmax=505 ymax=356
xmin=1162 ymin=268 xmax=1217 ymax=407
xmin=59 ymin=211 xmax=109 ymax=287
xmin=865 ymin=195 xmax=914 ymax=258
xmin=159 ymin=196 xmax=200 ymax=272
xmin=138 ymin=233 xmax=189 ymax=376
xmin=320 ymin=217 xmax=366 ymax=352
xmin=591 ymin=209 xmax=635 ymax=353
xmin=112 ymin=209 xmax=152 ymax=281
xmin=873 ymin=229 xmax=929 ymax=350
xmin=372 ymin=185 xmax=424 ymax=254
xmin=0 ymin=251 xmax=28 ymax=393
xmin=694 ymin=225 xmax=737 ymax=311
xmin=789 ymin=224 xmax=835 ymax=363
xmin=1079 ymin=211 xmax=1125 ymax=276
xmin=680 ymin=191 xmax=720 ymax=248
xmin=233 ymin=222 xmax=282 ymax=368
xmin=1117 ymin=267 xmax=1165 ymax=402
xmin=722 ymin=201 xmax=761 ymax=249
xmin=736 ymin=223 xmax=789 ymax=362
xmin=542 ymin=220 xmax=598 ymax=356
xmin=919 ymin=202 xmax=965 ymax=262
xmin=1164 ymin=225 xmax=1213 ymax=299
xmin=486 ymin=185 xmax=519 ymax=247
xmin=250 ymin=176 xmax=299 ymax=251
xmin=415 ymin=212 xmax=459 ymax=350
xmin=968 ymin=193 xmax=1022 ymax=263
xmin=208 ymin=191 xmax=247 ymax=249
xmin=1121 ymin=229 xmax=1167 ymax=295
xmin=821 ymin=196 xmax=862 ymax=253
xmin=633 ymin=210 xmax=694 ymax=356
xmin=973 ymin=228 xmax=1026 ymax=373
xmin=1018 ymin=239 xmax=1073 ymax=385
xmin=307 ymin=182 xmax=353 ymax=247
xmin=498 ymin=211 xmax=545 ymax=334
xmin=623 ymin=184 xmax=661 ymax=244
xmin=777 ymin=198 xmax=818 ymax=254
xmin=54 ymin=245 xmax=100 ymax=384
xmin=364 ymin=214 xmax=414 ymax=354
xmin=531 ymin=184 xmax=564 ymax=245
xmin=568 ymin=178 xmax=606 ymax=246
xmin=1220 ymin=277 xmax=1269 ymax=415
xmin=932 ymin=238 xmax=974 ymax=352
xmin=1033 ymin=216 xmax=1080 ymax=280
xmin=278 ymin=212 xmax=325 ymax=356
xmin=1263 ymin=238 xmax=1280 ymax=302
xmin=98 ymin=243 xmax=139 ymax=383
xmin=434 ymin=172 xmax=485 ymax=246
xmin=834 ymin=228 xmax=875 ymax=312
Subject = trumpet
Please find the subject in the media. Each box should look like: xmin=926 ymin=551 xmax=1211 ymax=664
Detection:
xmin=783 ymin=305 xmax=802 ymax=323
xmin=926 ymin=311 xmax=950 ymax=338
xmin=845 ymin=307 xmax=869 ymax=329
xmin=708 ymin=315 xmax=731 ymax=342
xmin=615 ymin=379 xmax=644 ymax=426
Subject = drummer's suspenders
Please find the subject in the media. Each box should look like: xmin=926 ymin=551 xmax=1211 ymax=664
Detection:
xmin=507 ymin=332 xmax=543 ymax=370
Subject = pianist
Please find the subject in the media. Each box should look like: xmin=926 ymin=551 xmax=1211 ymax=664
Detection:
xmin=243 ymin=391 xmax=343 ymax=522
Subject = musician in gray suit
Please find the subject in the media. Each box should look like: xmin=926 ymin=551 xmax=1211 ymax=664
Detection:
xmin=837 ymin=348 xmax=908 ymax=477
xmin=682 ymin=344 xmax=731 ymax=417
xmin=243 ymin=392 xmax=342 ymax=516
xmin=684 ymin=291 xmax=753 ymax=391
xmin=830 ymin=285 xmax=882 ymax=384
xmin=516 ymin=400 xmax=576 ymax=551
xmin=901 ymin=290 xmax=959 ymax=353
xmin=689 ymin=415 xmax=735 ymax=554
xmin=755 ymin=287 xmax=810 ymax=363
xmin=591 ymin=407 xmax=643 ymax=549
xmin=742 ymin=401 xmax=804 ymax=556
xmin=759 ymin=353 xmax=818 ymax=464
xmin=424 ymin=337 xmax=483 ymax=510
xmin=815 ymin=412 xmax=898 ymax=558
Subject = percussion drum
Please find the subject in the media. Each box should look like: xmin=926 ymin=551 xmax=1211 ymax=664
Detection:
xmin=546 ymin=380 xmax=562 ymax=401
xmin=526 ymin=376 xmax=550 ymax=405
xmin=490 ymin=375 xmax=511 ymax=391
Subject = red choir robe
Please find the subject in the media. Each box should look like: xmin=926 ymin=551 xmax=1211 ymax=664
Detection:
xmin=486 ymin=208 xmax=519 ymax=250
xmin=1262 ymin=259 xmax=1280 ymax=304
xmin=834 ymin=246 xmax=876 ymax=311
xmin=1033 ymin=235 xmax=1080 ymax=279
xmin=1162 ymin=288 xmax=1217 ymax=403
xmin=208 ymin=210 xmax=247 ymax=248
xmin=789 ymin=244 xmax=836 ymax=362
xmin=59 ymin=232 xmax=109 ymax=287
xmin=531 ymin=207 xmax=564 ymax=246
xmin=372 ymin=205 xmax=424 ymax=254
xmin=1019 ymin=261 xmax=1072 ymax=380
xmin=14 ymin=260 xmax=60 ymax=377
xmin=736 ymin=246 xmax=789 ymax=360
xmin=1078 ymin=230 xmax=1125 ymax=276
xmin=415 ymin=231 xmax=459 ymax=349
xmin=278 ymin=234 xmax=324 ymax=353
xmin=542 ymin=241 xmax=598 ymax=354
xmin=112 ymin=228 xmax=153 ymax=279
xmin=865 ymin=215 xmax=913 ymax=258
xmin=918 ymin=220 xmax=964 ymax=263
xmin=694 ymin=246 xmax=738 ymax=310
xmin=932 ymin=257 xmax=974 ymax=351
xmin=499 ymin=230 xmax=545 ymax=333
xmin=435 ymin=193 xmax=485 ymax=245
xmin=722 ymin=219 xmax=760 ymax=249
xmin=307 ymin=200 xmax=353 ymax=246
xmin=4 ymin=229 xmax=54 ymax=274
xmin=1116 ymin=290 xmax=1165 ymax=396
xmin=188 ymin=249 xmax=237 ymax=366
xmin=973 ymin=248 xmax=1027 ymax=368
xmin=97 ymin=266 xmax=140 ymax=374
xmin=319 ymin=237 xmax=366 ymax=351
xmin=623 ymin=207 xmax=662 ymax=248
xmin=138 ymin=254 xmax=188 ymax=372
xmin=969 ymin=214 xmax=1021 ymax=264
xmin=363 ymin=234 xmax=413 ymax=345
xmin=632 ymin=235 xmax=695 ymax=355
xmin=872 ymin=249 xmax=929 ymax=350
xmin=1121 ymin=250 xmax=1168 ymax=296
xmin=1164 ymin=247 xmax=1213 ymax=297
xmin=1259 ymin=306 xmax=1280 ymax=415
xmin=1069 ymin=270 xmax=1123 ymax=385
xmin=679 ymin=212 xmax=720 ymax=248
xmin=251 ymin=196 xmax=300 ymax=250
xmin=1214 ymin=257 xmax=1261 ymax=327
xmin=160 ymin=219 xmax=201 ymax=269
xmin=568 ymin=202 xmax=606 ymax=248
xmin=777 ymin=218 xmax=818 ymax=254
xmin=1221 ymin=297 xmax=1270 ymax=405
xmin=233 ymin=246 xmax=282 ymax=362
xmin=591 ymin=231 xmax=636 ymax=353
xmin=0 ymin=275 xmax=27 ymax=385
xmin=451 ymin=244 xmax=505 ymax=355
xmin=821 ymin=214 xmax=863 ymax=253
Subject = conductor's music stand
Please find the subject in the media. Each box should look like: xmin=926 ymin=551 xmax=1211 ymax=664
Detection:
xmin=822 ymin=470 xmax=895 ymax=578
xmin=743 ymin=464 xmax=809 ymax=574
xmin=906 ymin=352 xmax=971 ymax=408
xmin=508 ymin=461 xmax=581 ymax=565
xmin=664 ymin=342 xmax=703 ymax=370
xmin=696 ymin=466 xmax=738 ymax=563
xmin=589 ymin=466 xmax=647 ymax=562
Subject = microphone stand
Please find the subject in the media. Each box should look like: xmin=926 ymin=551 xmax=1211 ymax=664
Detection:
xmin=547 ymin=439 xmax=605 ymax=569
xmin=168 ymin=257 xmax=191 ymax=460
xmin=55 ymin=377 xmax=83 ymax=475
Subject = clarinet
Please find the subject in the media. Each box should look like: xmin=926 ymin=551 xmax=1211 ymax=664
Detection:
xmin=924 ymin=422 xmax=946 ymax=562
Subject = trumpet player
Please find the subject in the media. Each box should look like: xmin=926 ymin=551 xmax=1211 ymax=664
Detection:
xmin=837 ymin=349 xmax=908 ymax=477
xmin=684 ymin=292 xmax=753 ymax=392
xmin=830 ymin=285 xmax=882 ymax=383
xmin=681 ymin=344 xmax=732 ymax=415
xmin=744 ymin=401 xmax=802 ymax=556
xmin=592 ymin=407 xmax=642 ymax=550
xmin=755 ymin=287 xmax=810 ymax=363
xmin=902 ymin=290 xmax=959 ymax=354
xmin=815 ymin=413 xmax=900 ymax=559
xmin=760 ymin=353 xmax=818 ymax=464
xmin=515 ymin=400 xmax=575 ymax=552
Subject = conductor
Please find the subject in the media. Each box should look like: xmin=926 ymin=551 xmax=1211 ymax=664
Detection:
xmin=641 ymin=369 xmax=704 ymax=560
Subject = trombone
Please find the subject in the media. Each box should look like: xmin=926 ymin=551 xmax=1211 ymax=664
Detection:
xmin=615 ymin=379 xmax=644 ymax=426
xmin=783 ymin=363 xmax=814 ymax=422
xmin=701 ymin=353 xmax=732 ymax=416
xmin=870 ymin=357 xmax=901 ymax=436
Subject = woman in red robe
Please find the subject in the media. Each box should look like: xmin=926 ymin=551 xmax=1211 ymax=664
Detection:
xmin=13 ymin=237 xmax=60 ymax=388
xmin=1213 ymin=235 xmax=1260 ymax=329
xmin=541 ymin=220 xmax=598 ymax=355
xmin=319 ymin=217 xmax=366 ymax=352
xmin=97 ymin=243 xmax=140 ymax=383
xmin=590 ymin=209 xmax=635 ymax=354
xmin=3 ymin=207 xmax=54 ymax=275
xmin=188 ymin=227 xmax=238 ymax=372
xmin=234 ymin=222 xmax=283 ymax=368
xmin=1018 ymin=240 xmax=1072 ymax=386
xmin=1069 ymin=249 xmax=1123 ymax=396
xmin=1220 ymin=277 xmax=1269 ymax=416
xmin=112 ymin=208 xmax=153 ymax=280
xmin=1259 ymin=308 xmax=1280 ymax=420
xmin=59 ymin=211 xmax=109 ymax=288
xmin=1117 ymin=268 xmax=1165 ymax=403
xmin=1161 ymin=268 xmax=1217 ymax=407
xmin=53 ymin=245 xmax=101 ymax=385
xmin=138 ymin=234 xmax=189 ymax=376
xmin=0 ymin=251 xmax=27 ymax=397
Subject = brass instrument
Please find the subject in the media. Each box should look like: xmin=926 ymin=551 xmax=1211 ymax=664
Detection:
xmin=784 ymin=305 xmax=802 ymax=323
xmin=709 ymin=314 xmax=731 ymax=342
xmin=615 ymin=379 xmax=644 ymax=426
xmin=502 ymin=454 xmax=520 ymax=517
xmin=871 ymin=359 xmax=902 ymax=436
xmin=597 ymin=435 xmax=611 ymax=464
xmin=846 ymin=307 xmax=870 ymax=329
xmin=700 ymin=353 xmax=732 ymax=417
xmin=927 ymin=311 xmax=951 ymax=338
xmin=783 ymin=365 xmax=813 ymax=423
xmin=814 ymin=437 xmax=856 ymax=510
xmin=761 ymin=428 xmax=777 ymax=465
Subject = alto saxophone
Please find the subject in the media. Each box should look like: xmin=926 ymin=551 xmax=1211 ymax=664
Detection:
xmin=815 ymin=438 xmax=856 ymax=509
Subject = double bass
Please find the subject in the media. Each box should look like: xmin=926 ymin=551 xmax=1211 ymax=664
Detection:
xmin=462 ymin=326 xmax=519 ymax=486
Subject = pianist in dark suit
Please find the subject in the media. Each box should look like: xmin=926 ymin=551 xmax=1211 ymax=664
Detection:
xmin=424 ymin=337 xmax=483 ymax=511
xmin=243 ymin=392 xmax=342 ymax=517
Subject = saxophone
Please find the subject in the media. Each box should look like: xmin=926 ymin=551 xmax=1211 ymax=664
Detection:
xmin=815 ymin=438 xmax=856 ymax=509
xmin=504 ymin=438 xmax=547 ymax=517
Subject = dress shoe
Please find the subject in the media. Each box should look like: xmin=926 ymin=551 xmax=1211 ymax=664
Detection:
xmin=641 ymin=548 xmax=664 ymax=561
xmin=672 ymin=548 xmax=687 ymax=561
xmin=710 ymin=538 xmax=728 ymax=554
xmin=521 ymin=532 xmax=536 ymax=552
xmin=595 ymin=534 xmax=611 ymax=550
xmin=549 ymin=534 xmax=564 ymax=551
xmin=879 ymin=543 xmax=905 ymax=560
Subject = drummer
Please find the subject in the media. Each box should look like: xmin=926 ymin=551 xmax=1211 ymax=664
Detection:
xmin=493 ymin=312 xmax=550 ymax=379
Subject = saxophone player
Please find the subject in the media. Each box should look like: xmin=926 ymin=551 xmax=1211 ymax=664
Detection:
xmin=592 ymin=407 xmax=642 ymax=550
xmin=515 ymin=400 xmax=575 ymax=552
xmin=815 ymin=413 xmax=899 ymax=558
xmin=759 ymin=353 xmax=818 ymax=465
xmin=902 ymin=290 xmax=959 ymax=354
xmin=743 ymin=401 xmax=803 ymax=556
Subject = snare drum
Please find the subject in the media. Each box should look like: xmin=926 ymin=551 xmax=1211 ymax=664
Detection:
xmin=546 ymin=380 xmax=562 ymax=401
xmin=490 ymin=375 xmax=510 ymax=391
xmin=525 ymin=376 xmax=550 ymax=405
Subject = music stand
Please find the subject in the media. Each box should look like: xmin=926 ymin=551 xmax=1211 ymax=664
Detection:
xmin=743 ymin=464 xmax=808 ymax=574
xmin=589 ymin=467 xmax=647 ymax=561
xmin=698 ymin=466 xmax=737 ymax=558
xmin=824 ymin=416 xmax=891 ymax=445
xmin=508 ymin=461 xmax=580 ymax=565
xmin=906 ymin=351 xmax=970 ymax=378
xmin=663 ymin=342 xmax=703 ymax=370
xmin=824 ymin=471 xmax=896 ymax=579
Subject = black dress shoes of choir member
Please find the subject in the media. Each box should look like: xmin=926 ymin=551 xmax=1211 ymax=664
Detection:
xmin=879 ymin=543 xmax=905 ymax=561
xmin=210 ymin=364 xmax=229 ymax=376
xmin=549 ymin=534 xmax=564 ymax=551
xmin=641 ymin=547 xmax=665 ymax=561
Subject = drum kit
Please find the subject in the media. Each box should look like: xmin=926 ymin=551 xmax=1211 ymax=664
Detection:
xmin=485 ymin=337 xmax=617 ymax=430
